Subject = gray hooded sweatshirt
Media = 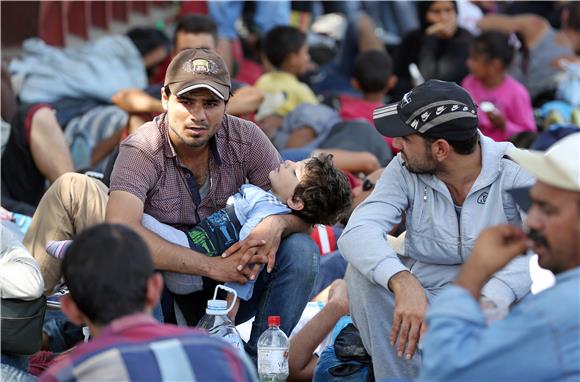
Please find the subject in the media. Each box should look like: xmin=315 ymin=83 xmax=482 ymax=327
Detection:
xmin=338 ymin=133 xmax=534 ymax=308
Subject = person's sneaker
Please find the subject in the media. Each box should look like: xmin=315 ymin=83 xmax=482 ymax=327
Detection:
xmin=46 ymin=240 xmax=72 ymax=260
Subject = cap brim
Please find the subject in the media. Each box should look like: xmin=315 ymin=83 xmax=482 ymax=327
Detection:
xmin=176 ymin=83 xmax=227 ymax=100
xmin=507 ymin=186 xmax=532 ymax=212
xmin=373 ymin=103 xmax=417 ymax=137
xmin=506 ymin=146 xmax=577 ymax=191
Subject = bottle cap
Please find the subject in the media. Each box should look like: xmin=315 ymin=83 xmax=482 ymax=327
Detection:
xmin=206 ymin=299 xmax=228 ymax=315
xmin=268 ymin=315 xmax=281 ymax=327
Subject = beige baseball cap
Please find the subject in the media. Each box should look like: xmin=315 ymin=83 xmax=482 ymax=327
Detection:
xmin=507 ymin=132 xmax=580 ymax=192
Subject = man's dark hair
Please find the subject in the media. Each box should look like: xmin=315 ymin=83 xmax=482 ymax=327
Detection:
xmin=173 ymin=14 xmax=218 ymax=47
xmin=292 ymin=154 xmax=352 ymax=225
xmin=422 ymin=133 xmax=480 ymax=155
xmin=471 ymin=31 xmax=515 ymax=67
xmin=262 ymin=26 xmax=306 ymax=68
xmin=127 ymin=27 xmax=170 ymax=57
xmin=353 ymin=50 xmax=393 ymax=93
xmin=62 ymin=224 xmax=154 ymax=326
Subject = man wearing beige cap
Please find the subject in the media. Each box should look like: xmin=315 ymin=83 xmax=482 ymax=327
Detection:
xmin=23 ymin=48 xmax=319 ymax=359
xmin=419 ymin=132 xmax=580 ymax=380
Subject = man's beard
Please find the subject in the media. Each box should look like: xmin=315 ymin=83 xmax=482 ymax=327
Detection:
xmin=401 ymin=154 xmax=439 ymax=175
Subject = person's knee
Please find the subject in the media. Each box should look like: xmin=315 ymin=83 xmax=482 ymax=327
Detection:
xmin=52 ymin=173 xmax=86 ymax=195
xmin=277 ymin=233 xmax=320 ymax=281
xmin=47 ymin=173 xmax=95 ymax=211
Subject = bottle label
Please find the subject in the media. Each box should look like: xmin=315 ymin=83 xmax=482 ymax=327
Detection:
xmin=258 ymin=347 xmax=289 ymax=374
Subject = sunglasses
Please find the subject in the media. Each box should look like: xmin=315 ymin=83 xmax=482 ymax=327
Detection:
xmin=362 ymin=178 xmax=375 ymax=192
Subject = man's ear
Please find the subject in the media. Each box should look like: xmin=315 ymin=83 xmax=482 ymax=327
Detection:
xmin=60 ymin=294 xmax=85 ymax=326
xmin=351 ymin=78 xmax=361 ymax=91
xmin=161 ymin=87 xmax=169 ymax=111
xmin=431 ymin=139 xmax=451 ymax=162
xmin=145 ymin=273 xmax=164 ymax=310
xmin=287 ymin=197 xmax=304 ymax=211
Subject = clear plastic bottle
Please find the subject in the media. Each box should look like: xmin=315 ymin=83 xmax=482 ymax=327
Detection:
xmin=197 ymin=285 xmax=244 ymax=351
xmin=257 ymin=316 xmax=289 ymax=382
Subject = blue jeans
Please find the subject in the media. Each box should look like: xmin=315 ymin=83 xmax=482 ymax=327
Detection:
xmin=42 ymin=310 xmax=84 ymax=353
xmin=310 ymin=250 xmax=348 ymax=299
xmin=0 ymin=353 xmax=29 ymax=371
xmin=236 ymin=233 xmax=319 ymax=361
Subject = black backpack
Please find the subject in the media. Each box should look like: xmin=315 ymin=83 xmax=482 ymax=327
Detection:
xmin=1 ymin=296 xmax=47 ymax=355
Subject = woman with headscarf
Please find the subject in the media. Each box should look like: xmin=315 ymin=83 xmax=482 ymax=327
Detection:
xmin=392 ymin=1 xmax=473 ymax=99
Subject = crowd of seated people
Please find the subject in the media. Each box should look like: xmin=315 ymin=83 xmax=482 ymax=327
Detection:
xmin=1 ymin=1 xmax=579 ymax=381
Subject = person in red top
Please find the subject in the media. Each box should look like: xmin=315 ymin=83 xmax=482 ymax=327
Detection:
xmin=338 ymin=50 xmax=398 ymax=153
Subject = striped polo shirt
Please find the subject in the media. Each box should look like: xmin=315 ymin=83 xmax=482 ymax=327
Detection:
xmin=39 ymin=314 xmax=257 ymax=382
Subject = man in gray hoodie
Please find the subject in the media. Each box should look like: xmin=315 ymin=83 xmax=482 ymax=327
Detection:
xmin=337 ymin=79 xmax=533 ymax=380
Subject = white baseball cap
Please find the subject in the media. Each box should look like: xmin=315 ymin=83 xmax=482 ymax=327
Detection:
xmin=507 ymin=132 xmax=580 ymax=192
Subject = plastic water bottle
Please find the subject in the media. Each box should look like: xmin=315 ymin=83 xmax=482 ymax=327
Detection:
xmin=197 ymin=285 xmax=244 ymax=351
xmin=257 ymin=316 xmax=289 ymax=382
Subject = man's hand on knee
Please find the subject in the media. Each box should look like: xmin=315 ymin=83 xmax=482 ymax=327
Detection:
xmin=388 ymin=271 xmax=428 ymax=360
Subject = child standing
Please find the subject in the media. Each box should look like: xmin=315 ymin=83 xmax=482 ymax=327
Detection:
xmin=462 ymin=31 xmax=536 ymax=142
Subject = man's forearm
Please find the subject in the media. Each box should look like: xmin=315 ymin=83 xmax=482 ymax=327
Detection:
xmin=121 ymin=221 xmax=212 ymax=277
xmin=289 ymin=302 xmax=344 ymax=381
xmin=277 ymin=214 xmax=312 ymax=236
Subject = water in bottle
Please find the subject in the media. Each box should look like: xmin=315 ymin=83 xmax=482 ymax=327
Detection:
xmin=197 ymin=285 xmax=244 ymax=351
xmin=257 ymin=315 xmax=289 ymax=382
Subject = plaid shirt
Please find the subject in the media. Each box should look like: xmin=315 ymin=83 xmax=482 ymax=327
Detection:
xmin=110 ymin=113 xmax=281 ymax=231
xmin=39 ymin=314 xmax=257 ymax=382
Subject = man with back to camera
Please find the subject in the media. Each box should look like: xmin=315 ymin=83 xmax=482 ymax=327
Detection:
xmin=39 ymin=223 xmax=257 ymax=382
xmin=338 ymin=79 xmax=534 ymax=379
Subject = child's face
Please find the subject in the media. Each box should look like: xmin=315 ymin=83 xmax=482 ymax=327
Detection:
xmin=289 ymin=44 xmax=311 ymax=76
xmin=467 ymin=51 xmax=494 ymax=82
xmin=269 ymin=159 xmax=308 ymax=203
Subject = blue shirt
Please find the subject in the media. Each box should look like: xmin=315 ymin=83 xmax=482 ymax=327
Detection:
xmin=230 ymin=184 xmax=291 ymax=240
xmin=419 ymin=267 xmax=580 ymax=381
xmin=39 ymin=314 xmax=258 ymax=382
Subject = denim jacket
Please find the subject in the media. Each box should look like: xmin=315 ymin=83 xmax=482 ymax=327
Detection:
xmin=420 ymin=267 xmax=580 ymax=381
xmin=338 ymin=132 xmax=534 ymax=307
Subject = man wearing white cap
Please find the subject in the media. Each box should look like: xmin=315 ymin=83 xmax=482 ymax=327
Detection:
xmin=420 ymin=132 xmax=580 ymax=380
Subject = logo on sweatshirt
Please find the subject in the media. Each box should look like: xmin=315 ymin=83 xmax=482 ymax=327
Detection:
xmin=477 ymin=192 xmax=488 ymax=205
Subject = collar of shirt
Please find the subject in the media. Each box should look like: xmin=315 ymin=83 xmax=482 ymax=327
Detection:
xmin=99 ymin=313 xmax=159 ymax=338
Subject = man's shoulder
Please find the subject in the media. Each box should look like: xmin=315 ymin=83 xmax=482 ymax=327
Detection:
xmin=121 ymin=119 xmax=164 ymax=154
xmin=217 ymin=114 xmax=262 ymax=144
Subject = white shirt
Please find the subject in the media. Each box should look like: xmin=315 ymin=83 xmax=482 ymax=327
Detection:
xmin=0 ymin=224 xmax=44 ymax=300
